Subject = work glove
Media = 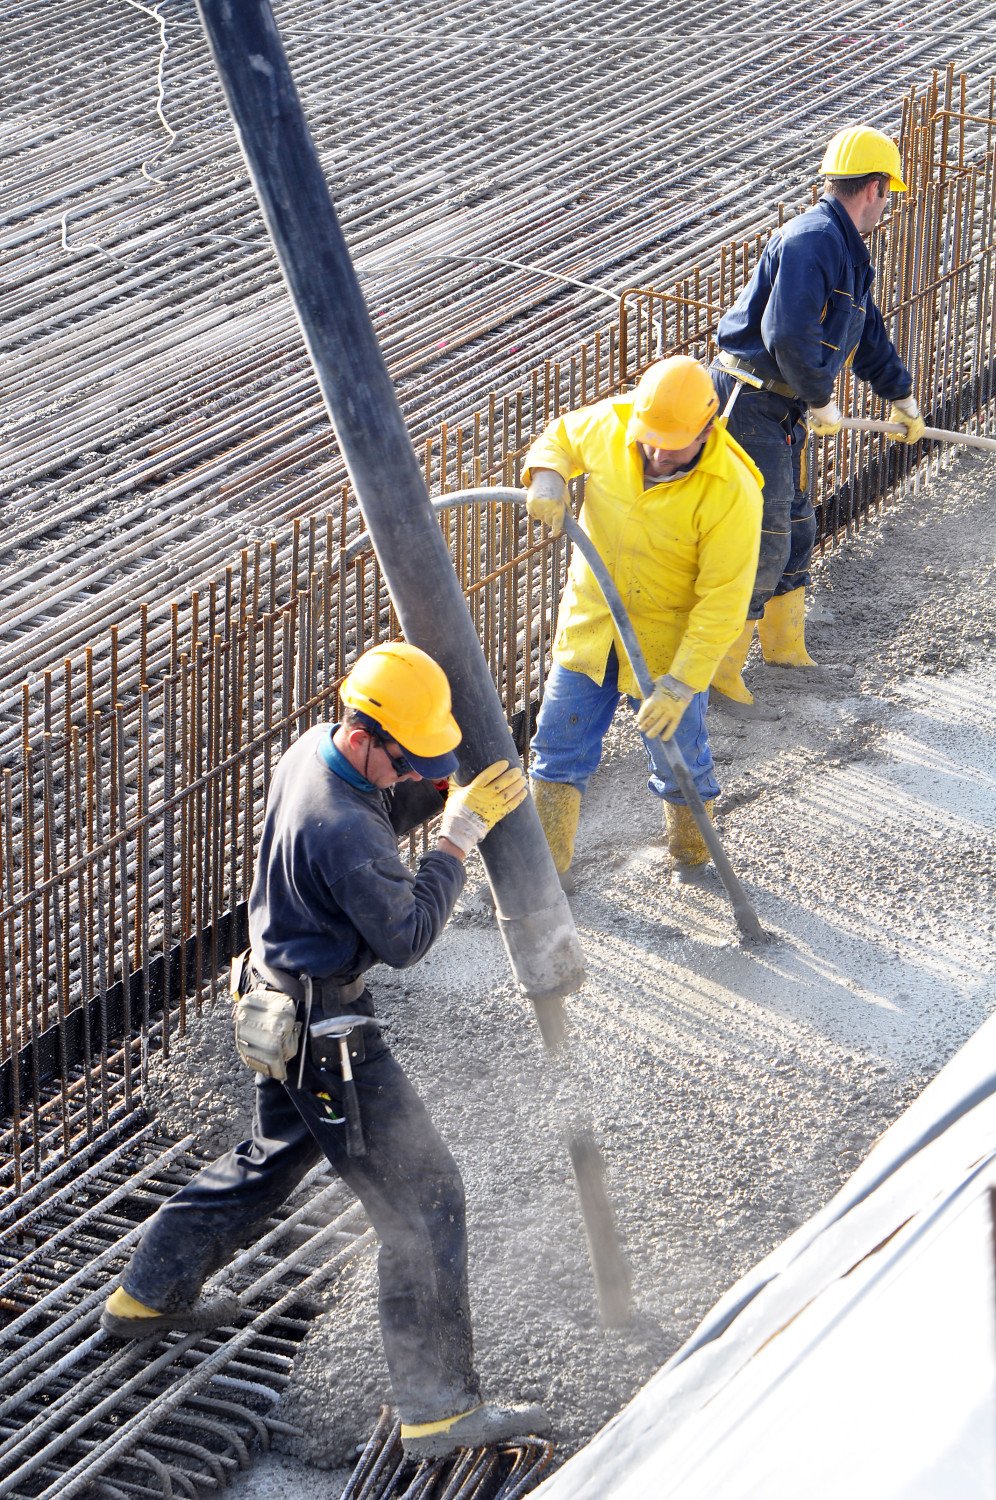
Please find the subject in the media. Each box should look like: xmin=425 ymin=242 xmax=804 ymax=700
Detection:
xmin=525 ymin=470 xmax=569 ymax=536
xmin=807 ymin=401 xmax=843 ymax=437
xmin=635 ymin=674 xmax=695 ymax=742
xmin=438 ymin=759 xmax=528 ymax=855
xmin=887 ymin=395 xmax=926 ymax=444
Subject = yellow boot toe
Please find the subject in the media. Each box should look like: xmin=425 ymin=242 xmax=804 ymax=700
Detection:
xmin=664 ymin=800 xmax=714 ymax=871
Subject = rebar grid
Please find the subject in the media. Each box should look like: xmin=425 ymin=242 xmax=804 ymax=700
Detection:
xmin=0 ymin=1105 xmax=374 ymax=1498
xmin=2 ymin=0 xmax=996 ymax=712
xmin=3 ymin=34 xmax=996 ymax=1187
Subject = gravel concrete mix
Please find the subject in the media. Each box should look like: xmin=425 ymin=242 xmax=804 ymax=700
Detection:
xmin=144 ymin=442 xmax=996 ymax=1495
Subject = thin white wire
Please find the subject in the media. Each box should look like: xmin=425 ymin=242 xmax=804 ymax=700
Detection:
xmin=60 ymin=0 xmax=178 ymax=260
xmin=361 ymin=250 xmax=620 ymax=303
xmin=120 ymin=0 xmax=178 ymax=185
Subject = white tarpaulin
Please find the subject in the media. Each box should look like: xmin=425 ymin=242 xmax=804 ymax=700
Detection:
xmin=535 ymin=1012 xmax=996 ymax=1499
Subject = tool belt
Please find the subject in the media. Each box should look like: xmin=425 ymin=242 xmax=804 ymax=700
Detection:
xmin=716 ymin=350 xmax=799 ymax=403
xmin=229 ymin=949 xmax=367 ymax=1083
xmin=249 ymin=958 xmax=365 ymax=1012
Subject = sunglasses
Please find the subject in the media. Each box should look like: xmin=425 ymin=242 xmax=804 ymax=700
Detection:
xmin=372 ymin=733 xmax=415 ymax=777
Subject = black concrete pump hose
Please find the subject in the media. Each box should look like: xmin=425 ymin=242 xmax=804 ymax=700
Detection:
xmin=437 ymin=489 xmax=771 ymax=945
xmin=192 ymin=0 xmax=627 ymax=1333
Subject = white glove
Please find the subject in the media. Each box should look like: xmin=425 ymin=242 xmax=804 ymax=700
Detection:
xmin=887 ymin=395 xmax=926 ymax=444
xmin=438 ymin=759 xmax=528 ymax=855
xmin=525 ymin=470 xmax=568 ymax=536
xmin=807 ymin=401 xmax=843 ymax=437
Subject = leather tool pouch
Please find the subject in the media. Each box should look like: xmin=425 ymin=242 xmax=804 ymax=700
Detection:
xmin=309 ymin=1024 xmax=366 ymax=1073
xmin=232 ymin=987 xmax=302 ymax=1081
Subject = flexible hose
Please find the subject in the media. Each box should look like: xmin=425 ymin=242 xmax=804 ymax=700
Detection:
xmin=426 ymin=488 xmax=770 ymax=945
xmin=841 ymin=417 xmax=996 ymax=453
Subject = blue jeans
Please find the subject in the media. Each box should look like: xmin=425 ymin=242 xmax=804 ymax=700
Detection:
xmin=714 ymin=374 xmax=816 ymax=618
xmin=123 ymin=1033 xmax=480 ymax=1425
xmin=530 ymin=649 xmax=720 ymax=805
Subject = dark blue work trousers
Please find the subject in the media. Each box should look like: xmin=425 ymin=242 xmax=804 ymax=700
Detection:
xmin=123 ymin=1041 xmax=481 ymax=1425
xmin=714 ymin=375 xmax=816 ymax=618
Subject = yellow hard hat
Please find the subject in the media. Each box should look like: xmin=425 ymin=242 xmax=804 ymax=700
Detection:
xmin=627 ymin=356 xmax=719 ymax=449
xmin=819 ymin=125 xmax=908 ymax=192
xmin=340 ymin=642 xmax=461 ymax=775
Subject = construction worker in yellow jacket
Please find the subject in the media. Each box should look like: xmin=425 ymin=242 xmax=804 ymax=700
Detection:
xmin=523 ymin=355 xmax=763 ymax=883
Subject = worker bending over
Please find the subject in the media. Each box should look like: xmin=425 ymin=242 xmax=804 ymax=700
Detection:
xmin=525 ymin=355 xmax=762 ymax=884
xmin=102 ymin=642 xmax=547 ymax=1462
xmin=712 ymin=124 xmax=925 ymax=707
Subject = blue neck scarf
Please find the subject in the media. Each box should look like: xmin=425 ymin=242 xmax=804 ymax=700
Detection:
xmin=318 ymin=725 xmax=377 ymax=792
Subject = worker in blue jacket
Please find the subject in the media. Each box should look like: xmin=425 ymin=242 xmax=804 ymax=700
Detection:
xmin=711 ymin=125 xmax=926 ymax=708
xmin=101 ymin=642 xmax=548 ymax=1462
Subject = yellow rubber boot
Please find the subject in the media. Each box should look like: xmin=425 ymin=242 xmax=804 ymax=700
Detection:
xmin=530 ymin=778 xmax=581 ymax=875
xmin=101 ymin=1285 xmax=240 ymax=1338
xmin=105 ymin=1288 xmax=160 ymax=1320
xmin=757 ymin=588 xmax=816 ymax=667
xmin=401 ymin=1400 xmax=550 ymax=1460
xmin=709 ymin=621 xmax=756 ymax=706
xmin=664 ymin=800 xmax=714 ymax=871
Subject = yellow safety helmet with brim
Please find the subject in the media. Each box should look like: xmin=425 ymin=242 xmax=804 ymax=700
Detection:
xmin=340 ymin=642 xmax=461 ymax=777
xmin=627 ymin=355 xmax=720 ymax=450
xmin=819 ymin=125 xmax=908 ymax=193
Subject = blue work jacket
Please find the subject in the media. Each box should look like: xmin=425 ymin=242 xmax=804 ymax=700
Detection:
xmin=717 ymin=195 xmax=912 ymax=408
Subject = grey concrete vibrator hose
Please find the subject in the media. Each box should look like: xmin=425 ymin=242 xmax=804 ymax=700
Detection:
xmin=436 ymin=489 xmax=771 ymax=946
xmin=841 ymin=417 xmax=996 ymax=451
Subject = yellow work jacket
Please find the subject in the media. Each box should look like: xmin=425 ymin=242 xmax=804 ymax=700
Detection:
xmin=522 ymin=397 xmax=763 ymax=695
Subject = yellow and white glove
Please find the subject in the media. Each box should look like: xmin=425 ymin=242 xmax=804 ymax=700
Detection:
xmin=887 ymin=395 xmax=926 ymax=444
xmin=807 ymin=400 xmax=843 ymax=437
xmin=635 ymin=675 xmax=694 ymax=742
xmin=525 ymin=470 xmax=568 ymax=536
xmin=438 ymin=759 xmax=528 ymax=855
